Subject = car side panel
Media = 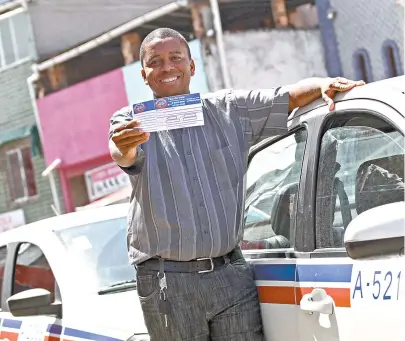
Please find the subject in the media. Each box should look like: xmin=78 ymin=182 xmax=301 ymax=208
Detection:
xmin=250 ymin=258 xmax=299 ymax=341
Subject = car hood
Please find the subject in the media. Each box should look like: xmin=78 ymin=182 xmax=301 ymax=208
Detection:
xmin=63 ymin=289 xmax=148 ymax=338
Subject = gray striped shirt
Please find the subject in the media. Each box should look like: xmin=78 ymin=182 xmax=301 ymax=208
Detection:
xmin=109 ymin=88 xmax=289 ymax=265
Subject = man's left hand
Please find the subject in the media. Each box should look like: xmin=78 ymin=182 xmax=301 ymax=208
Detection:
xmin=322 ymin=77 xmax=366 ymax=111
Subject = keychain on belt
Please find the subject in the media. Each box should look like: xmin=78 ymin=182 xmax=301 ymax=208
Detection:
xmin=158 ymin=259 xmax=171 ymax=327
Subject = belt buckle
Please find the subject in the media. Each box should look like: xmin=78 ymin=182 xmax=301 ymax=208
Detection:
xmin=196 ymin=257 xmax=214 ymax=273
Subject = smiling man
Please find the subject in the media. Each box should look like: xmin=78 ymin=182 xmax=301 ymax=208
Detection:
xmin=108 ymin=28 xmax=364 ymax=341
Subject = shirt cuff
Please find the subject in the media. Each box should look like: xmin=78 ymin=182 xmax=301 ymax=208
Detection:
xmin=118 ymin=147 xmax=144 ymax=176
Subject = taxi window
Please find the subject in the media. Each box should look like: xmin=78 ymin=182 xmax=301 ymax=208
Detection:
xmin=315 ymin=114 xmax=404 ymax=248
xmin=13 ymin=243 xmax=56 ymax=301
xmin=243 ymin=129 xmax=307 ymax=250
xmin=0 ymin=246 xmax=6 ymax=307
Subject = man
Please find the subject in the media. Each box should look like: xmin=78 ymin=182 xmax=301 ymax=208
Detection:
xmin=109 ymin=28 xmax=364 ymax=341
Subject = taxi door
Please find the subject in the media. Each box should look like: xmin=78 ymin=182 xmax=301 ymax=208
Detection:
xmin=0 ymin=241 xmax=62 ymax=341
xmin=294 ymin=96 xmax=405 ymax=341
xmin=243 ymin=113 xmax=317 ymax=341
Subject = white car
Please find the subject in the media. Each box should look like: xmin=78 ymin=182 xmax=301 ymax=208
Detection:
xmin=0 ymin=75 xmax=404 ymax=341
xmin=0 ymin=204 xmax=150 ymax=341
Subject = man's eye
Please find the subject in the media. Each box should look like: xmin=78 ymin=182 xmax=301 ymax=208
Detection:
xmin=172 ymin=56 xmax=182 ymax=61
xmin=149 ymin=60 xmax=159 ymax=66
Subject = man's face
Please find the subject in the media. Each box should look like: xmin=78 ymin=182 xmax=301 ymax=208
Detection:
xmin=141 ymin=37 xmax=195 ymax=98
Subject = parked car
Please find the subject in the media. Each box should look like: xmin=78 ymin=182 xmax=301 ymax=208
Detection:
xmin=0 ymin=75 xmax=404 ymax=341
xmin=0 ymin=203 xmax=149 ymax=341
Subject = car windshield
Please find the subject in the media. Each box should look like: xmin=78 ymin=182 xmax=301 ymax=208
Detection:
xmin=55 ymin=217 xmax=135 ymax=290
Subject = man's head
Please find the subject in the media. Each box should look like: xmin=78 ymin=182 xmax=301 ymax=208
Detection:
xmin=140 ymin=28 xmax=195 ymax=98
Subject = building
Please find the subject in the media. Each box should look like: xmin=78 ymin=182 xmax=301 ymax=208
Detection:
xmin=0 ymin=0 xmax=197 ymax=228
xmin=1 ymin=0 xmax=332 ymax=218
xmin=31 ymin=2 xmax=211 ymax=213
xmin=317 ymin=0 xmax=404 ymax=82
xmin=0 ymin=2 xmax=59 ymax=232
xmin=28 ymin=0 xmax=331 ymax=213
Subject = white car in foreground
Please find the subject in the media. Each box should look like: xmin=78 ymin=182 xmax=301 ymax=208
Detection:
xmin=0 ymin=75 xmax=404 ymax=341
xmin=0 ymin=203 xmax=149 ymax=341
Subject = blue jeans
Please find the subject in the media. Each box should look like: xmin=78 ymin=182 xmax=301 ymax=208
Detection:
xmin=135 ymin=257 xmax=264 ymax=341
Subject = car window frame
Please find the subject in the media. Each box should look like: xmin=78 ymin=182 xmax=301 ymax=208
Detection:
xmin=1 ymin=242 xmax=18 ymax=312
xmin=243 ymin=120 xmax=316 ymax=259
xmin=0 ymin=241 xmax=62 ymax=312
xmin=309 ymin=99 xmax=405 ymax=259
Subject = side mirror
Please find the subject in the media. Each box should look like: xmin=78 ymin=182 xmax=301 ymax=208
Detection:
xmin=7 ymin=288 xmax=62 ymax=318
xmin=344 ymin=202 xmax=405 ymax=259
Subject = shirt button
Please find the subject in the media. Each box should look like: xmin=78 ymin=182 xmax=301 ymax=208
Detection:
xmin=187 ymin=151 xmax=192 ymax=155
xmin=204 ymin=231 xmax=209 ymax=235
xmin=200 ymin=203 xmax=204 ymax=207
xmin=193 ymin=176 xmax=197 ymax=180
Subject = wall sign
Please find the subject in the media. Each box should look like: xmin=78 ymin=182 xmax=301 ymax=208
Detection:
xmin=0 ymin=209 xmax=25 ymax=233
xmin=85 ymin=162 xmax=130 ymax=202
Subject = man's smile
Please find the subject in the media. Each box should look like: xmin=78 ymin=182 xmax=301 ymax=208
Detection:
xmin=160 ymin=76 xmax=180 ymax=84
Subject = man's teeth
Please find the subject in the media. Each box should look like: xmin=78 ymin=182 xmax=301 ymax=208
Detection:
xmin=161 ymin=77 xmax=177 ymax=83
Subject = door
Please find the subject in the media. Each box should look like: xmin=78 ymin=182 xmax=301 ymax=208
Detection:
xmin=0 ymin=241 xmax=62 ymax=341
xmin=297 ymin=99 xmax=405 ymax=341
xmin=243 ymin=125 xmax=311 ymax=341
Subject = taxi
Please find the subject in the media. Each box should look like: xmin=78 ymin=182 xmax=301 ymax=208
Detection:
xmin=0 ymin=75 xmax=404 ymax=341
xmin=0 ymin=204 xmax=150 ymax=341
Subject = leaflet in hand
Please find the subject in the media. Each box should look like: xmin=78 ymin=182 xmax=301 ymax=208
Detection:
xmin=131 ymin=93 xmax=204 ymax=132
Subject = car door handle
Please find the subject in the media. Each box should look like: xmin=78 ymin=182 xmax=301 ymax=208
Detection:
xmin=300 ymin=288 xmax=334 ymax=315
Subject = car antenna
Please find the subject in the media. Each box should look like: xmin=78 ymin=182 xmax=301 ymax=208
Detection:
xmin=51 ymin=204 xmax=61 ymax=216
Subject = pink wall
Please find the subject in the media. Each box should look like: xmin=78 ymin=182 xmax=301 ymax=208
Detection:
xmin=37 ymin=69 xmax=128 ymax=167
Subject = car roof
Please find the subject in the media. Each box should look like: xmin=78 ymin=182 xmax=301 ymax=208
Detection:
xmin=0 ymin=203 xmax=130 ymax=244
xmin=290 ymin=75 xmax=405 ymax=121
xmin=248 ymin=76 xmax=405 ymax=156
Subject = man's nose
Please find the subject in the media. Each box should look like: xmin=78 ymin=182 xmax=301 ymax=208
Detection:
xmin=162 ymin=60 xmax=174 ymax=72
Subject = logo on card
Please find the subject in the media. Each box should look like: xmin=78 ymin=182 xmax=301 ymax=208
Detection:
xmin=155 ymin=98 xmax=168 ymax=109
xmin=133 ymin=103 xmax=146 ymax=114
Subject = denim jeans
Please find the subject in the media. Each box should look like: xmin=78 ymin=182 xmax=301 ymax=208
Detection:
xmin=135 ymin=256 xmax=264 ymax=341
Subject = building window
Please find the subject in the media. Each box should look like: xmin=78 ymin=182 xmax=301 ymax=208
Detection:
xmin=353 ymin=49 xmax=373 ymax=83
xmin=382 ymin=40 xmax=403 ymax=78
xmin=0 ymin=8 xmax=32 ymax=69
xmin=7 ymin=147 xmax=37 ymax=201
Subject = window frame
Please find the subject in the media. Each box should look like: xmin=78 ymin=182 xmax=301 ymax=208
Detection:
xmin=382 ymin=40 xmax=403 ymax=79
xmin=243 ymin=123 xmax=312 ymax=258
xmin=0 ymin=7 xmax=32 ymax=71
xmin=0 ymin=241 xmax=61 ymax=313
xmin=311 ymin=102 xmax=405 ymax=258
xmin=12 ymin=242 xmax=59 ymax=303
xmin=353 ymin=48 xmax=373 ymax=83
xmin=0 ymin=244 xmax=7 ymax=310
xmin=6 ymin=146 xmax=38 ymax=203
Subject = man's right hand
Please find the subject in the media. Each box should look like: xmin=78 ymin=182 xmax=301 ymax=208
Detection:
xmin=109 ymin=120 xmax=150 ymax=167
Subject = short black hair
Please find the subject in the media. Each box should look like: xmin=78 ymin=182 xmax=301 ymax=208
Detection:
xmin=139 ymin=28 xmax=191 ymax=67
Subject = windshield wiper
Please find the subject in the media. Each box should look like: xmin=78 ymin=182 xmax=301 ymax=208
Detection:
xmin=98 ymin=279 xmax=137 ymax=295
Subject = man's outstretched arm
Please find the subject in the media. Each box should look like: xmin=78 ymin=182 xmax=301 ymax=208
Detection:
xmin=284 ymin=77 xmax=366 ymax=112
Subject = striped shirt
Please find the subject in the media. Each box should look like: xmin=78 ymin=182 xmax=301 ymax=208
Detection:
xmin=109 ymin=88 xmax=290 ymax=265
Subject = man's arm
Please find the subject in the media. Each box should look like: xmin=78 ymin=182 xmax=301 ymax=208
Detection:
xmin=285 ymin=77 xmax=365 ymax=112
xmin=232 ymin=76 xmax=365 ymax=147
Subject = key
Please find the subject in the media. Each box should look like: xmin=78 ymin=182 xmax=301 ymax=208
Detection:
xmin=158 ymin=295 xmax=172 ymax=314
xmin=158 ymin=296 xmax=171 ymax=328
xmin=159 ymin=274 xmax=167 ymax=291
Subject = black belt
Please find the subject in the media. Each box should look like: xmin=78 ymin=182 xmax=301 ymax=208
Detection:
xmin=138 ymin=248 xmax=243 ymax=273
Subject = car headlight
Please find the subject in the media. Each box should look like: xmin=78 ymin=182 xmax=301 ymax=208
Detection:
xmin=126 ymin=334 xmax=150 ymax=341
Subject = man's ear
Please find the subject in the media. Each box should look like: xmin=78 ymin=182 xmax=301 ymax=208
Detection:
xmin=190 ymin=59 xmax=196 ymax=76
xmin=141 ymin=69 xmax=148 ymax=85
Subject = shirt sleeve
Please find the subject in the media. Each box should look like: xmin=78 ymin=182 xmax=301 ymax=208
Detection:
xmin=232 ymin=87 xmax=290 ymax=146
xmin=109 ymin=106 xmax=145 ymax=176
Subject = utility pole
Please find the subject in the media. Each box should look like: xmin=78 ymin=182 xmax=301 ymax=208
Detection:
xmin=209 ymin=0 xmax=232 ymax=88
xmin=189 ymin=0 xmax=232 ymax=90
xmin=270 ymin=0 xmax=289 ymax=28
